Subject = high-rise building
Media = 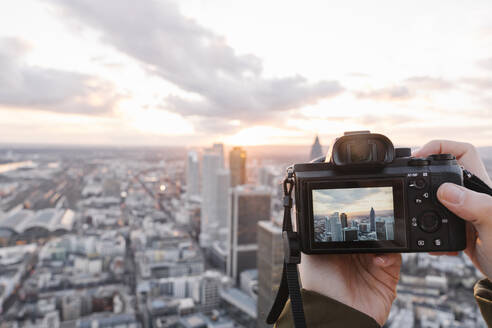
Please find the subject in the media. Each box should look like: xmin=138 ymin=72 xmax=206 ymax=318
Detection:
xmin=200 ymin=143 xmax=231 ymax=247
xmin=257 ymin=220 xmax=283 ymax=328
xmin=228 ymin=185 xmax=271 ymax=283
xmin=340 ymin=212 xmax=348 ymax=229
xmin=200 ymin=271 xmax=222 ymax=312
xmin=229 ymin=147 xmax=247 ymax=187
xmin=343 ymin=227 xmax=359 ymax=241
xmin=329 ymin=212 xmax=342 ymax=241
xmin=216 ymin=169 xmax=230 ymax=229
xmin=376 ymin=220 xmax=387 ymax=240
xmin=309 ymin=135 xmax=323 ymax=161
xmin=370 ymin=207 xmax=376 ymax=232
xmin=385 ymin=220 xmax=395 ymax=240
xmin=186 ymin=151 xmax=200 ymax=198
xmin=212 ymin=143 xmax=225 ymax=168
xmin=200 ymin=150 xmax=221 ymax=247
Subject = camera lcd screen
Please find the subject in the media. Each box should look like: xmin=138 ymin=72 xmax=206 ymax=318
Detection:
xmin=307 ymin=178 xmax=406 ymax=250
xmin=312 ymin=187 xmax=395 ymax=243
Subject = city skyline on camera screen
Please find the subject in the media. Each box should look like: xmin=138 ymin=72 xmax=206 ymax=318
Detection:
xmin=312 ymin=187 xmax=395 ymax=243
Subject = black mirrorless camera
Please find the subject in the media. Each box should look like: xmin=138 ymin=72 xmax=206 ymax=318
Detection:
xmin=294 ymin=131 xmax=466 ymax=254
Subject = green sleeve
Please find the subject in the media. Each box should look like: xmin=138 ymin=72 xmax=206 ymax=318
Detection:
xmin=275 ymin=289 xmax=380 ymax=328
xmin=475 ymin=278 xmax=492 ymax=327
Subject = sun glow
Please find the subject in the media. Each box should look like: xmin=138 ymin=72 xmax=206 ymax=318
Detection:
xmin=124 ymin=107 xmax=194 ymax=135
xmin=224 ymin=126 xmax=304 ymax=146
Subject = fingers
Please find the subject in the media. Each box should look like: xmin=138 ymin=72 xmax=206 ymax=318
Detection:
xmin=413 ymin=140 xmax=491 ymax=185
xmin=437 ymin=183 xmax=492 ymax=229
xmin=373 ymin=253 xmax=401 ymax=268
xmin=413 ymin=139 xmax=475 ymax=159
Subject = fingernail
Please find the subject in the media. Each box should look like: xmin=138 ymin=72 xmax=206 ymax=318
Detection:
xmin=374 ymin=256 xmax=385 ymax=266
xmin=439 ymin=183 xmax=465 ymax=205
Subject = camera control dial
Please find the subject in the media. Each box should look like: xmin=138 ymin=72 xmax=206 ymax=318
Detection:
xmin=419 ymin=211 xmax=441 ymax=233
xmin=408 ymin=158 xmax=430 ymax=166
xmin=429 ymin=154 xmax=455 ymax=161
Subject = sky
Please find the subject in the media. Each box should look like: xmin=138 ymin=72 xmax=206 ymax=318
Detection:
xmin=0 ymin=0 xmax=491 ymax=147
xmin=312 ymin=187 xmax=394 ymax=216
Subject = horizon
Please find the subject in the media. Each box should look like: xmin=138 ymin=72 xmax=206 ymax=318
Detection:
xmin=2 ymin=141 xmax=492 ymax=150
xmin=316 ymin=208 xmax=394 ymax=219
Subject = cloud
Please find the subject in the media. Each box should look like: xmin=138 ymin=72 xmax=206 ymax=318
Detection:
xmin=357 ymin=114 xmax=419 ymax=126
xmin=313 ymin=187 xmax=393 ymax=214
xmin=47 ymin=0 xmax=344 ymax=125
xmin=478 ymin=57 xmax=492 ymax=71
xmin=355 ymin=86 xmax=412 ymax=101
xmin=354 ymin=76 xmax=453 ymax=102
xmin=0 ymin=37 xmax=121 ymax=115
xmin=404 ymin=76 xmax=453 ymax=90
xmin=460 ymin=77 xmax=492 ymax=90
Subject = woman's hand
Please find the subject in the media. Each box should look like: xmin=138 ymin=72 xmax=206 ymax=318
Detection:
xmin=299 ymin=253 xmax=401 ymax=326
xmin=414 ymin=140 xmax=492 ymax=279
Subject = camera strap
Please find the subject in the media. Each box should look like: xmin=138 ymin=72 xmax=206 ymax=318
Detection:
xmin=266 ymin=168 xmax=492 ymax=328
xmin=463 ymin=169 xmax=492 ymax=196
xmin=266 ymin=168 xmax=307 ymax=327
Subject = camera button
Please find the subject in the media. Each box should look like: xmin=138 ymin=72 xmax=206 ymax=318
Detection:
xmin=417 ymin=239 xmax=425 ymax=247
xmin=419 ymin=211 xmax=441 ymax=233
xmin=409 ymin=178 xmax=426 ymax=189
xmin=422 ymin=192 xmax=429 ymax=199
xmin=433 ymin=238 xmax=442 ymax=247
xmin=415 ymin=198 xmax=423 ymax=204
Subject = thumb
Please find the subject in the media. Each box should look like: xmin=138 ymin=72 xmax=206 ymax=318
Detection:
xmin=437 ymin=183 xmax=492 ymax=228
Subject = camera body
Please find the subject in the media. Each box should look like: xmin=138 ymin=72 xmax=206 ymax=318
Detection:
xmin=294 ymin=131 xmax=466 ymax=254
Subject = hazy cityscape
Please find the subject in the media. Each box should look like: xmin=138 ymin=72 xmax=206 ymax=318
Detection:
xmin=0 ymin=138 xmax=490 ymax=328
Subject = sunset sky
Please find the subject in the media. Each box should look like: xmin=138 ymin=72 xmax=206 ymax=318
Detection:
xmin=0 ymin=0 xmax=491 ymax=147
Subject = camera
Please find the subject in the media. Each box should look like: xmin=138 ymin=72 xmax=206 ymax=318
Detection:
xmin=294 ymin=131 xmax=466 ymax=254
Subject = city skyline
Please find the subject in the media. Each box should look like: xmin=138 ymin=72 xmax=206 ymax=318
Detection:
xmin=320 ymin=207 xmax=394 ymax=220
xmin=0 ymin=1 xmax=492 ymax=146
xmin=313 ymin=207 xmax=395 ymax=242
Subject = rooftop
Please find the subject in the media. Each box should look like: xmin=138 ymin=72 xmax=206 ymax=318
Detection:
xmin=0 ymin=208 xmax=74 ymax=234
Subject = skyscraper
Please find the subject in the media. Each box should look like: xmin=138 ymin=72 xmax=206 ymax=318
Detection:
xmin=340 ymin=212 xmax=348 ymax=229
xmin=229 ymin=147 xmax=246 ymax=187
xmin=228 ymin=185 xmax=271 ymax=283
xmin=216 ymin=169 xmax=230 ymax=229
xmin=309 ymin=135 xmax=323 ymax=161
xmin=385 ymin=220 xmax=395 ymax=240
xmin=370 ymin=207 xmax=376 ymax=232
xmin=186 ymin=150 xmax=200 ymax=198
xmin=376 ymin=220 xmax=387 ymax=240
xmin=200 ymin=149 xmax=221 ymax=247
xmin=329 ymin=212 xmax=342 ymax=241
xmin=212 ymin=143 xmax=224 ymax=168
xmin=257 ymin=220 xmax=283 ymax=328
